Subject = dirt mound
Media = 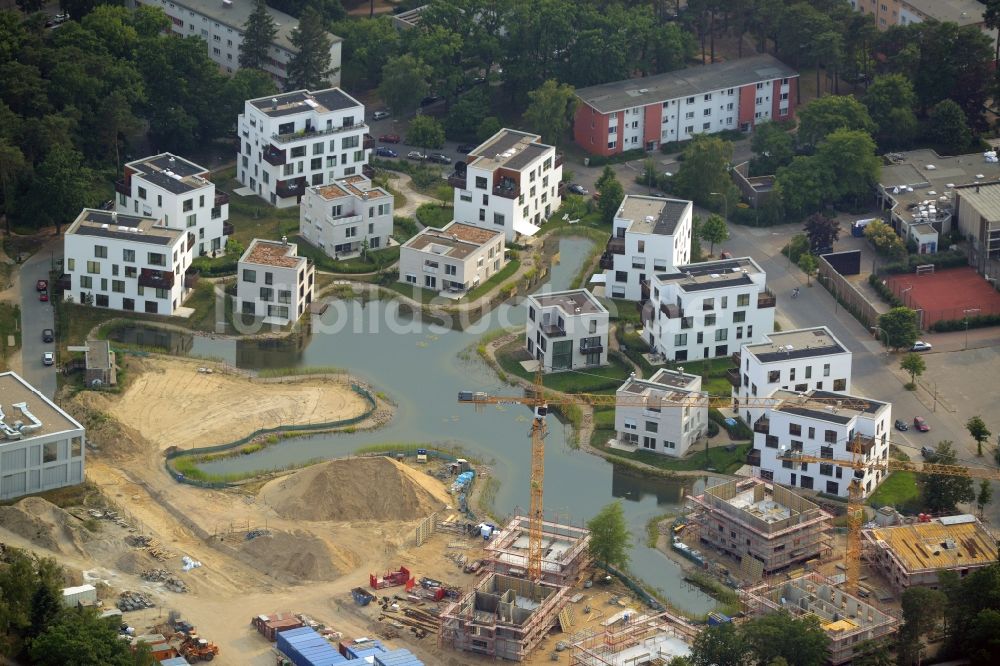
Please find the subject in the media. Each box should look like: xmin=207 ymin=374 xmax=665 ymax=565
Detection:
xmin=260 ymin=457 xmax=450 ymax=522
xmin=114 ymin=549 xmax=161 ymax=575
xmin=237 ymin=530 xmax=346 ymax=582
xmin=0 ymin=497 xmax=93 ymax=556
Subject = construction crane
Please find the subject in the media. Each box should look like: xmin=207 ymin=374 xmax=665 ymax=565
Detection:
xmin=778 ymin=444 xmax=1000 ymax=594
xmin=458 ymin=369 xmax=873 ymax=581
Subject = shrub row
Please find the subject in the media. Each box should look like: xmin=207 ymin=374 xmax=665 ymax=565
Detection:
xmin=867 ymin=274 xmax=904 ymax=307
xmin=586 ymin=148 xmax=648 ymax=167
xmin=930 ymin=312 xmax=1000 ymax=332
xmin=708 ymin=408 xmax=753 ymax=440
xmin=880 ymin=249 xmax=967 ymax=274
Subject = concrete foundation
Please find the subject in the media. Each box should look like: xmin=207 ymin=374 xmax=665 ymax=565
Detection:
xmin=484 ymin=515 xmax=591 ymax=586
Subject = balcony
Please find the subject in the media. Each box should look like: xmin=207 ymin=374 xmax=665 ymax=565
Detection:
xmin=223 ymin=221 xmax=234 ymax=236
xmin=270 ymin=122 xmax=369 ymax=144
xmin=363 ymin=134 xmax=375 ymax=150
xmin=541 ymin=323 xmax=566 ymax=337
xmin=659 ymin=302 xmax=682 ymax=319
xmin=114 ymin=179 xmax=129 ymax=196
xmin=557 ymin=181 xmax=567 ymax=196
xmin=187 ymin=232 xmax=196 ymax=251
xmin=726 ymin=367 xmax=740 ymax=388
xmin=731 ymin=352 xmax=741 ymax=366
xmin=493 ymin=183 xmax=520 ymax=199
xmin=184 ymin=267 xmax=200 ymax=289
xmin=362 ymin=164 xmax=375 ymax=179
xmin=263 ymin=144 xmax=286 ymax=167
xmin=753 ymin=417 xmax=770 ymax=435
xmin=275 ymin=177 xmax=306 ymax=199
xmin=448 ymin=172 xmax=467 ymax=189
xmin=599 ymin=237 xmax=625 ymax=270
xmin=138 ymin=268 xmax=174 ymax=290
xmin=554 ymin=154 xmax=563 ymax=169
xmin=214 ymin=192 xmax=230 ymax=207
xmin=757 ymin=288 xmax=776 ymax=308
xmin=580 ymin=341 xmax=604 ymax=354
xmin=746 ymin=448 xmax=761 ymax=467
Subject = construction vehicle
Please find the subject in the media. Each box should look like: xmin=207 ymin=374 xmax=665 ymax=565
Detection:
xmin=177 ymin=633 xmax=219 ymax=661
xmin=370 ymin=565 xmax=411 ymax=589
xmin=459 ymin=369 xmax=862 ymax=581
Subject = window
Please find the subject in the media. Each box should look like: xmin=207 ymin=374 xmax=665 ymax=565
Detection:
xmin=290 ymin=146 xmax=306 ymax=158
xmin=823 ymin=363 xmax=831 ymax=377
xmin=645 ymin=421 xmax=658 ymax=433
xmin=278 ymin=290 xmax=291 ymax=304
xmin=137 ymin=186 xmax=146 ymax=200
xmin=826 ymin=481 xmax=839 ymax=494
xmin=674 ymin=333 xmax=687 ymax=346
xmin=80 ymin=276 xmax=92 ymax=288
xmin=833 ymin=378 xmax=847 ymax=391
xmin=705 ymin=314 xmax=716 ymax=326
xmin=264 ymin=272 xmax=273 ymax=286
xmin=765 ymin=435 xmax=778 ymax=448
xmin=714 ymin=329 xmax=727 ymax=341
xmin=624 ymin=419 xmax=637 ymax=431
xmin=805 ymin=366 xmax=812 ymax=379
xmin=112 ymin=280 xmax=125 ymax=293
xmin=67 ymin=258 xmax=75 ymax=271
xmin=824 ymin=430 xmax=837 ymax=444
xmin=737 ymin=293 xmax=749 ymax=307
xmin=733 ymin=311 xmax=745 ymax=323
xmin=122 ymin=298 xmax=134 ymax=311
xmin=703 ymin=297 xmax=714 ymax=311
xmin=494 ymin=212 xmax=505 ymax=226
xmin=820 ymin=463 xmax=834 ymax=477
xmin=528 ymin=307 xmax=535 ymax=322
xmin=642 ymin=436 xmax=656 ymax=450
xmin=243 ymin=269 xmax=256 ymax=283
xmin=475 ymin=176 xmax=487 ymax=190
xmin=445 ymin=264 xmax=457 ymax=276
xmin=86 ymin=261 xmax=100 ymax=274
xmin=808 ymin=426 xmax=815 ymax=439
xmin=790 ymin=423 xmax=801 ymax=436
xmin=259 ymin=287 xmax=273 ymax=301
xmin=94 ymin=245 xmax=107 ymax=258
xmin=311 ymin=157 xmax=322 ymax=170
xmin=148 ymin=252 xmax=166 ymax=266
xmin=768 ymin=370 xmax=780 ymax=383
xmin=43 ymin=442 xmax=58 ymax=463
xmin=615 ymin=271 xmax=628 ymax=283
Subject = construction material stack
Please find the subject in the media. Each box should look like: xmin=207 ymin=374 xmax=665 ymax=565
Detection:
xmin=277 ymin=627 xmax=347 ymax=665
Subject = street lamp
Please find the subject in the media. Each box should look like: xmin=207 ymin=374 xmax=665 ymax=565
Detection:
xmin=871 ymin=325 xmax=888 ymax=350
xmin=709 ymin=191 xmax=728 ymax=221
xmin=900 ymin=284 xmax=912 ymax=308
xmin=964 ymin=308 xmax=980 ymax=350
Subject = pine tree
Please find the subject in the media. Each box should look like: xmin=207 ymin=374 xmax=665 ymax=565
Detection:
xmin=287 ymin=6 xmax=333 ymax=90
xmin=240 ymin=0 xmax=277 ymax=71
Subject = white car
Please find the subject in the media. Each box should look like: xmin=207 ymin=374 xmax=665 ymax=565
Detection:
xmin=910 ymin=341 xmax=932 ymax=352
xmin=42 ymin=352 xmax=54 ymax=366
xmin=372 ymin=110 xmax=390 ymax=120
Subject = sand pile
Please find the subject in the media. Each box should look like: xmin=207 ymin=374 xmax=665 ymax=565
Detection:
xmin=260 ymin=457 xmax=450 ymax=522
xmin=115 ymin=550 xmax=161 ymax=575
xmin=237 ymin=530 xmax=350 ymax=582
xmin=0 ymin=497 xmax=93 ymax=556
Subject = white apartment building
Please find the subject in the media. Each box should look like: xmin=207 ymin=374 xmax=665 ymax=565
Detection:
xmin=236 ymin=238 xmax=315 ymax=325
xmin=756 ymin=390 xmax=891 ymax=499
xmin=130 ymin=0 xmax=342 ymax=89
xmin=602 ymin=195 xmax=693 ymax=301
xmin=614 ymin=368 xmax=707 ymax=457
xmin=525 ymin=289 xmax=609 ymax=372
xmin=398 ymin=222 xmax=505 ymax=294
xmin=238 ymin=88 xmax=372 ymax=208
xmin=299 ymin=175 xmax=393 ymax=259
xmin=644 ymin=257 xmax=775 ymax=363
xmin=64 ymin=209 xmax=193 ymax=316
xmin=733 ymin=327 xmax=852 ymax=427
xmin=0 ymin=372 xmax=85 ymax=500
xmin=450 ymin=129 xmax=562 ymax=242
xmin=115 ymin=153 xmax=230 ymax=257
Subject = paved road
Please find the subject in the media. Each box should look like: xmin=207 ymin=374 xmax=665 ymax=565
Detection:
xmin=18 ymin=248 xmax=57 ymax=398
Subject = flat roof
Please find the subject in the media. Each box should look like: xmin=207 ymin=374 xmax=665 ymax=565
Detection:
xmin=576 ymin=54 xmax=798 ymax=114
xmin=880 ymin=149 xmax=1000 ymax=224
xmin=744 ymin=327 xmax=848 ymax=363
xmin=126 ymin=153 xmax=211 ymax=195
xmin=655 ymin=257 xmax=762 ymax=292
xmin=468 ymin=129 xmax=552 ymax=172
xmin=402 ymin=222 xmax=502 ymax=259
xmin=0 ymin=372 xmax=84 ymax=440
xmin=249 ymin=88 xmax=361 ymax=118
xmin=618 ymin=368 xmax=700 ymax=400
xmin=164 ymin=0 xmax=341 ymax=52
xmin=241 ymin=238 xmax=307 ymax=269
xmin=867 ymin=517 xmax=997 ymax=573
xmin=905 ymin=0 xmax=986 ymax=26
xmin=617 ymin=196 xmax=690 ymax=236
xmin=85 ymin=340 xmax=112 ymax=371
xmin=67 ymin=209 xmax=181 ymax=246
xmin=771 ymin=389 xmax=886 ymax=424
xmin=529 ymin=289 xmax=607 ymax=316
xmin=311 ymin=175 xmax=390 ymax=202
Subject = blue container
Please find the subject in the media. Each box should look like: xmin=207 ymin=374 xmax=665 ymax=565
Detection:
xmin=345 ymin=640 xmax=384 ymax=659
xmin=277 ymin=627 xmax=347 ymax=666
xmin=375 ymin=649 xmax=425 ymax=666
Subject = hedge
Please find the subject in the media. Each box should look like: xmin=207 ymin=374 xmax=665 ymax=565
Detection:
xmin=191 ymin=253 xmax=238 ymax=276
xmin=868 ymin=274 xmax=904 ymax=307
xmin=708 ymin=408 xmax=753 ymax=440
xmin=930 ymin=312 xmax=1000 ymax=332
xmin=880 ymin=250 xmax=967 ymax=275
xmin=586 ymin=148 xmax=647 ymax=167
xmin=659 ymin=129 xmax=745 ymax=155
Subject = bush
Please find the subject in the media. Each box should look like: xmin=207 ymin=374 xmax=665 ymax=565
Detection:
xmin=587 ymin=148 xmax=647 ymax=167
xmin=707 ymin=420 xmax=720 ymax=437
xmin=415 ymin=203 xmax=453 ymax=228
xmin=881 ymin=249 xmax=967 ymax=274
xmin=930 ymin=312 xmax=1000 ymax=332
xmin=868 ymin=273 xmax=904 ymax=307
xmin=191 ymin=253 xmax=238 ymax=276
xmin=392 ymin=216 xmax=419 ymax=243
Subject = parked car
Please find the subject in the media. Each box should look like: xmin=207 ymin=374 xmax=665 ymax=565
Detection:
xmin=720 ymin=251 xmax=734 ymax=259
xmin=42 ymin=352 xmax=54 ymax=366
xmin=913 ymin=416 xmax=930 ymax=432
xmin=921 ymin=446 xmax=938 ymax=461
xmin=375 ymin=147 xmax=398 ymax=158
xmin=407 ymin=151 xmax=427 ymax=161
xmin=36 ymin=279 xmax=48 ymax=291
xmin=457 ymin=143 xmax=476 ymax=154
xmin=894 ymin=419 xmax=909 ymax=432
xmin=428 ymin=153 xmax=451 ymax=165
xmin=372 ymin=110 xmax=390 ymax=120
xmin=419 ymin=95 xmax=442 ymax=107
xmin=42 ymin=329 xmax=54 ymax=343
xmin=568 ymin=184 xmax=588 ymax=195
xmin=378 ymin=133 xmax=401 ymax=144
xmin=910 ymin=341 xmax=933 ymax=352
xmin=38 ymin=289 xmax=48 ymax=302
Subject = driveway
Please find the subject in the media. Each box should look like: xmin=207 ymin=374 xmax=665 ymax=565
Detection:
xmin=18 ymin=244 xmax=57 ymax=398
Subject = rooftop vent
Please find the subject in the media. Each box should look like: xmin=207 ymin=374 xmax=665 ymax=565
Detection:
xmin=222 ymin=0 xmax=232 ymax=6
xmin=272 ymin=97 xmax=278 ymax=109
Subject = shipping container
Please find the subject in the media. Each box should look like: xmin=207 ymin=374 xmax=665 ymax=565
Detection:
xmin=277 ymin=627 xmax=347 ymax=666
xmin=61 ymin=584 xmax=97 ymax=608
xmin=375 ymin=649 xmax=425 ymax=666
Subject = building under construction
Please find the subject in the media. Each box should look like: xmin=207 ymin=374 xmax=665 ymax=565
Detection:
xmin=485 ymin=515 xmax=592 ymax=586
xmin=741 ymin=573 xmax=899 ymax=665
xmin=862 ymin=514 xmax=998 ymax=593
xmin=686 ymin=478 xmax=832 ymax=578
xmin=568 ymin=611 xmax=699 ymax=666
xmin=438 ymin=573 xmax=570 ymax=661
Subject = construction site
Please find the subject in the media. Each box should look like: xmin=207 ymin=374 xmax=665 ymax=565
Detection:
xmin=484 ymin=515 xmax=592 ymax=586
xmin=740 ymin=573 xmax=899 ymax=665
xmin=685 ymin=478 xmax=833 ymax=579
xmin=567 ymin=611 xmax=700 ymax=666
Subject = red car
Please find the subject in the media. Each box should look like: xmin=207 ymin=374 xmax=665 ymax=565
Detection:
xmin=378 ymin=133 xmax=401 ymax=144
xmin=913 ymin=416 xmax=930 ymax=432
xmin=38 ymin=289 xmax=49 ymax=302
xmin=36 ymin=279 xmax=48 ymax=291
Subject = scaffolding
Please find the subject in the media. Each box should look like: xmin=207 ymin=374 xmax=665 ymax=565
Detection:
xmin=438 ymin=573 xmax=570 ymax=662
xmin=741 ymin=573 xmax=899 ymax=665
xmin=568 ymin=611 xmax=699 ymax=666
xmin=485 ymin=515 xmax=592 ymax=586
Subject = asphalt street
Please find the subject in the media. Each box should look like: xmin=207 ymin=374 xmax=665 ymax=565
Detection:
xmin=18 ymin=246 xmax=57 ymax=399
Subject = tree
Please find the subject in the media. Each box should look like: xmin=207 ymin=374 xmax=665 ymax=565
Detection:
xmin=240 ymin=0 xmax=277 ymax=71
xmin=699 ymin=214 xmax=729 ymax=256
xmin=927 ymin=99 xmax=973 ymax=155
xmin=967 ymin=416 xmax=991 ymax=458
xmin=16 ymin=0 xmax=45 ymax=12
xmin=31 ymin=608 xmax=155 ymax=666
xmin=985 ymin=0 xmax=1000 ymax=63
xmin=851 ymin=638 xmax=892 ymax=666
xmin=690 ymin=216 xmax=704 ymax=263
xmin=898 ymin=586 xmax=946 ymax=665
xmin=862 ymin=74 xmax=918 ymax=150
xmin=0 ymin=139 xmax=26 ymax=232
xmin=920 ymin=441 xmax=975 ymax=513
xmin=378 ymin=55 xmax=431 ymax=116
xmin=803 ymin=213 xmax=840 ymax=254
xmin=814 ymin=129 xmax=880 ymax=207
xmin=900 ymin=352 xmax=926 ymax=389
xmin=597 ymin=170 xmax=624 ymax=225
xmin=977 ymin=479 xmax=993 ymax=518
xmin=797 ymin=253 xmax=817 ymax=286
xmin=750 ymin=122 xmax=793 ymax=175
xmin=331 ymin=16 xmax=400 ymax=89
xmin=784 ymin=234 xmax=810 ymax=264
xmin=29 ymin=584 xmax=60 ymax=639
xmin=796 ymin=95 xmax=875 ymax=149
xmin=286 ymin=6 xmax=333 ymax=90
xmin=406 ymin=115 xmax=445 ymax=149
xmin=408 ymin=25 xmax=464 ymax=103
xmin=741 ymin=611 xmax=830 ymax=666
xmin=775 ymin=156 xmax=834 ymax=220
xmin=586 ymin=501 xmax=631 ymax=569
xmin=689 ymin=621 xmax=747 ymax=666
xmin=31 ymin=144 xmax=90 ymax=233
xmin=863 ymin=219 xmax=906 ymax=258
xmin=477 ymin=116 xmax=502 ymax=142
xmin=877 ymin=307 xmax=919 ymax=351
xmin=444 ymin=89 xmax=491 ymax=141
xmin=523 ymin=79 xmax=577 ymax=147
xmin=672 ymin=134 xmax=738 ymax=210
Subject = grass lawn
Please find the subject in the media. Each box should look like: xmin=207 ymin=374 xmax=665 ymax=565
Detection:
xmin=464 ymin=259 xmax=520 ymax=301
xmin=496 ymin=340 xmax=632 ymax=392
xmin=382 ymin=282 xmax=438 ymax=304
xmin=680 ymin=357 xmax=735 ymax=398
xmin=605 ymin=298 xmax=643 ymax=325
xmin=591 ymin=428 xmax=751 ymax=474
xmin=213 ymin=166 xmax=300 ymax=247
xmin=868 ymin=471 xmax=921 ymax=512
xmin=618 ymin=328 xmax=658 ymax=376
xmin=382 ymin=259 xmax=521 ymax=304
xmin=0 ymin=302 xmax=21 ymax=371
xmin=415 ymin=202 xmax=453 ymax=229
xmin=292 ymin=235 xmax=399 ymax=274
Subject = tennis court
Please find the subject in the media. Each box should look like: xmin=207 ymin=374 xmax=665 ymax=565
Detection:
xmin=885 ymin=266 xmax=1000 ymax=328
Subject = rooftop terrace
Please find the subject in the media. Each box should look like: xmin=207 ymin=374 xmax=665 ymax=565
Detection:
xmin=249 ymin=88 xmax=361 ymax=118
xmin=403 ymin=222 xmax=502 ymax=260
xmin=241 ymin=239 xmax=306 ymax=269
xmin=529 ymin=289 xmax=607 ymax=316
xmin=469 ymin=129 xmax=553 ymax=172
xmin=125 ymin=153 xmax=212 ymax=195
xmin=0 ymin=372 xmax=84 ymax=440
xmin=744 ymin=327 xmax=848 ymax=363
xmin=67 ymin=209 xmax=180 ymax=246
xmin=616 ymin=195 xmax=691 ymax=236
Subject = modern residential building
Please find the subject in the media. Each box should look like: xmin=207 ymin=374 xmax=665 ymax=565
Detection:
xmin=235 ymin=238 xmax=315 ymax=326
xmin=643 ymin=257 xmax=775 ymax=363
xmin=115 ymin=153 xmax=230 ymax=258
xmin=128 ymin=0 xmax=342 ymax=89
xmin=754 ymin=389 xmax=892 ymax=499
xmin=0 ymin=372 xmax=86 ymax=500
xmin=732 ymin=327 xmax=852 ymax=427
xmin=237 ymin=88 xmax=372 ymax=208
xmin=600 ymin=195 xmax=693 ymax=301
xmin=849 ymin=0 xmax=993 ymax=33
xmin=525 ymin=289 xmax=609 ymax=372
xmin=449 ymin=129 xmax=562 ymax=242
xmin=299 ymin=175 xmax=393 ymax=259
xmin=398 ymin=222 xmax=505 ymax=295
xmin=572 ymin=55 xmax=799 ymax=157
xmin=687 ymin=478 xmax=833 ymax=575
xmin=613 ymin=368 xmax=707 ymax=457
xmin=64 ymin=209 xmax=193 ymax=316
xmin=862 ymin=514 xmax=998 ymax=592
xmin=953 ymin=182 xmax=1000 ymax=273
